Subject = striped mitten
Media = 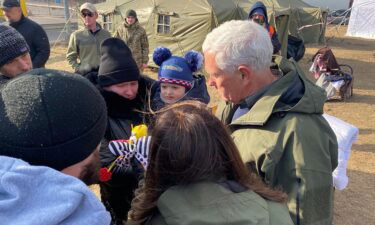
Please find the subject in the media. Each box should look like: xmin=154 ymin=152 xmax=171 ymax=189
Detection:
xmin=108 ymin=140 xmax=135 ymax=172
xmin=134 ymin=136 xmax=152 ymax=169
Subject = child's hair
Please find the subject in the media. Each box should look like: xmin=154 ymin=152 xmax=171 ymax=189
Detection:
xmin=153 ymin=47 xmax=203 ymax=89
xmin=128 ymin=101 xmax=287 ymax=224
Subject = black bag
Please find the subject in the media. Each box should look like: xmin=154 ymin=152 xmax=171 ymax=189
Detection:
xmin=287 ymin=35 xmax=305 ymax=62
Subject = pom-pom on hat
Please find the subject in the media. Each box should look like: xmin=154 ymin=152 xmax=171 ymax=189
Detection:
xmin=153 ymin=47 xmax=203 ymax=89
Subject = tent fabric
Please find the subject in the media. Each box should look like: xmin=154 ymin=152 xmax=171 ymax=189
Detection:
xmin=96 ymin=0 xmax=246 ymax=64
xmin=95 ymin=0 xmax=326 ymax=65
xmin=346 ymin=0 xmax=375 ymax=39
xmin=238 ymin=0 xmax=327 ymax=44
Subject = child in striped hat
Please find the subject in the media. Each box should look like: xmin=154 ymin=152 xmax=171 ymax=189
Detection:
xmin=151 ymin=47 xmax=210 ymax=110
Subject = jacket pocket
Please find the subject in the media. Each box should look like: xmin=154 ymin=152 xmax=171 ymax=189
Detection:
xmin=260 ymin=146 xmax=283 ymax=185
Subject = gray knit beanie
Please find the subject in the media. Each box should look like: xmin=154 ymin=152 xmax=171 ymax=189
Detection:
xmin=0 ymin=69 xmax=107 ymax=171
xmin=125 ymin=9 xmax=137 ymax=18
xmin=0 ymin=25 xmax=29 ymax=67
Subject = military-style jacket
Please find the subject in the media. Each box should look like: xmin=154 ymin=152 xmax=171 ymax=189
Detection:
xmin=216 ymin=56 xmax=338 ymax=225
xmin=66 ymin=24 xmax=110 ymax=75
xmin=114 ymin=21 xmax=149 ymax=68
xmin=148 ymin=181 xmax=293 ymax=225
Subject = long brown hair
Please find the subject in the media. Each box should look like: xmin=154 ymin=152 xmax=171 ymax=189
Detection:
xmin=128 ymin=101 xmax=287 ymax=224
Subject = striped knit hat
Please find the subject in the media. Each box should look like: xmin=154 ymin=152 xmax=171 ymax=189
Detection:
xmin=153 ymin=47 xmax=203 ymax=89
xmin=0 ymin=25 xmax=29 ymax=67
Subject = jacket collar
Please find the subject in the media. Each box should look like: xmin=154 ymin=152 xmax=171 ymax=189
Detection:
xmin=230 ymin=56 xmax=325 ymax=126
xmin=124 ymin=21 xmax=139 ymax=29
xmin=231 ymin=72 xmax=295 ymax=126
xmin=9 ymin=15 xmax=26 ymax=27
xmin=85 ymin=23 xmax=102 ymax=33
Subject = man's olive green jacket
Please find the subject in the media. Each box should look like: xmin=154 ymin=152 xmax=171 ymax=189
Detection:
xmin=216 ymin=57 xmax=338 ymax=225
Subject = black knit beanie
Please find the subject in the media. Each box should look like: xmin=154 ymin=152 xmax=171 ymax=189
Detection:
xmin=125 ymin=9 xmax=137 ymax=18
xmin=0 ymin=25 xmax=29 ymax=67
xmin=0 ymin=69 xmax=107 ymax=171
xmin=98 ymin=38 xmax=140 ymax=87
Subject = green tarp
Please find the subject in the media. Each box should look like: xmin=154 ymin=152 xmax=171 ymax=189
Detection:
xmin=238 ymin=0 xmax=327 ymax=44
xmin=95 ymin=0 xmax=326 ymax=63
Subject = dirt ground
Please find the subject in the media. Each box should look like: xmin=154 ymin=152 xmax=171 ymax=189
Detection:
xmin=47 ymin=25 xmax=375 ymax=224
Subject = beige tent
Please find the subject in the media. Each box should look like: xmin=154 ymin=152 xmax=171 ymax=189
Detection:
xmin=238 ymin=0 xmax=327 ymax=44
xmin=95 ymin=0 xmax=326 ymax=62
xmin=96 ymin=0 xmax=246 ymax=58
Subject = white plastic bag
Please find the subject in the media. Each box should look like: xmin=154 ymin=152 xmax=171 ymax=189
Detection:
xmin=323 ymin=114 xmax=359 ymax=190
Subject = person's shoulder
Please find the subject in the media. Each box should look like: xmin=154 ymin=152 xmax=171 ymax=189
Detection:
xmin=25 ymin=17 xmax=40 ymax=25
xmin=266 ymin=200 xmax=294 ymax=225
xmin=135 ymin=23 xmax=146 ymax=32
xmin=99 ymin=28 xmax=111 ymax=35
xmin=72 ymin=28 xmax=87 ymax=35
xmin=71 ymin=28 xmax=89 ymax=39
xmin=116 ymin=23 xmax=125 ymax=30
xmin=23 ymin=17 xmax=43 ymax=30
xmin=156 ymin=182 xmax=290 ymax=224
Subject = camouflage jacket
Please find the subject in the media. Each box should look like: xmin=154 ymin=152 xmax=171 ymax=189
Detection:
xmin=114 ymin=21 xmax=149 ymax=68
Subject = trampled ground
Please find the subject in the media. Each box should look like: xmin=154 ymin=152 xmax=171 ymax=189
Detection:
xmin=46 ymin=25 xmax=375 ymax=224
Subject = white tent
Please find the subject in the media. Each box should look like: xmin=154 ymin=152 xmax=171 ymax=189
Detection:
xmin=346 ymin=0 xmax=375 ymax=39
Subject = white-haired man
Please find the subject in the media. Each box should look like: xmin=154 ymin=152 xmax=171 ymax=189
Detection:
xmin=203 ymin=20 xmax=338 ymax=225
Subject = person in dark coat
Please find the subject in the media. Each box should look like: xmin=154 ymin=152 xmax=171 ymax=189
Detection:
xmin=1 ymin=0 xmax=50 ymax=68
xmin=151 ymin=47 xmax=210 ymax=111
xmin=86 ymin=37 xmax=155 ymax=225
xmin=248 ymin=1 xmax=281 ymax=54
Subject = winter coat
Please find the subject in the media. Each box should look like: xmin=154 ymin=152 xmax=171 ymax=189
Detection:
xmin=66 ymin=24 xmax=111 ymax=75
xmin=85 ymin=73 xmax=156 ymax=166
xmin=249 ymin=2 xmax=281 ymax=54
xmin=0 ymin=156 xmax=111 ymax=225
xmin=8 ymin=16 xmax=50 ymax=68
xmin=0 ymin=75 xmax=10 ymax=88
xmin=148 ymin=181 xmax=293 ymax=225
xmin=215 ymin=56 xmax=338 ymax=225
xmin=114 ymin=21 xmax=149 ymax=68
xmin=90 ymin=74 xmax=155 ymax=222
xmin=151 ymin=74 xmax=210 ymax=111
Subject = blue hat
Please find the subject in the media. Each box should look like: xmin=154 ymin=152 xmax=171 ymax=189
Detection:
xmin=251 ymin=8 xmax=266 ymax=18
xmin=153 ymin=47 xmax=203 ymax=89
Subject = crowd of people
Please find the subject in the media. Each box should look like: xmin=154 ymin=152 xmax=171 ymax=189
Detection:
xmin=0 ymin=1 xmax=339 ymax=225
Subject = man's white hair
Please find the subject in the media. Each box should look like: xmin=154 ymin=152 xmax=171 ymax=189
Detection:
xmin=202 ymin=20 xmax=273 ymax=73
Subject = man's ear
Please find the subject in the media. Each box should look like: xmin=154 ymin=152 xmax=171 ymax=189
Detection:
xmin=238 ymin=65 xmax=253 ymax=81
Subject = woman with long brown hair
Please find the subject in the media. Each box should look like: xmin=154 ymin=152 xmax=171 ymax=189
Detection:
xmin=127 ymin=101 xmax=293 ymax=225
